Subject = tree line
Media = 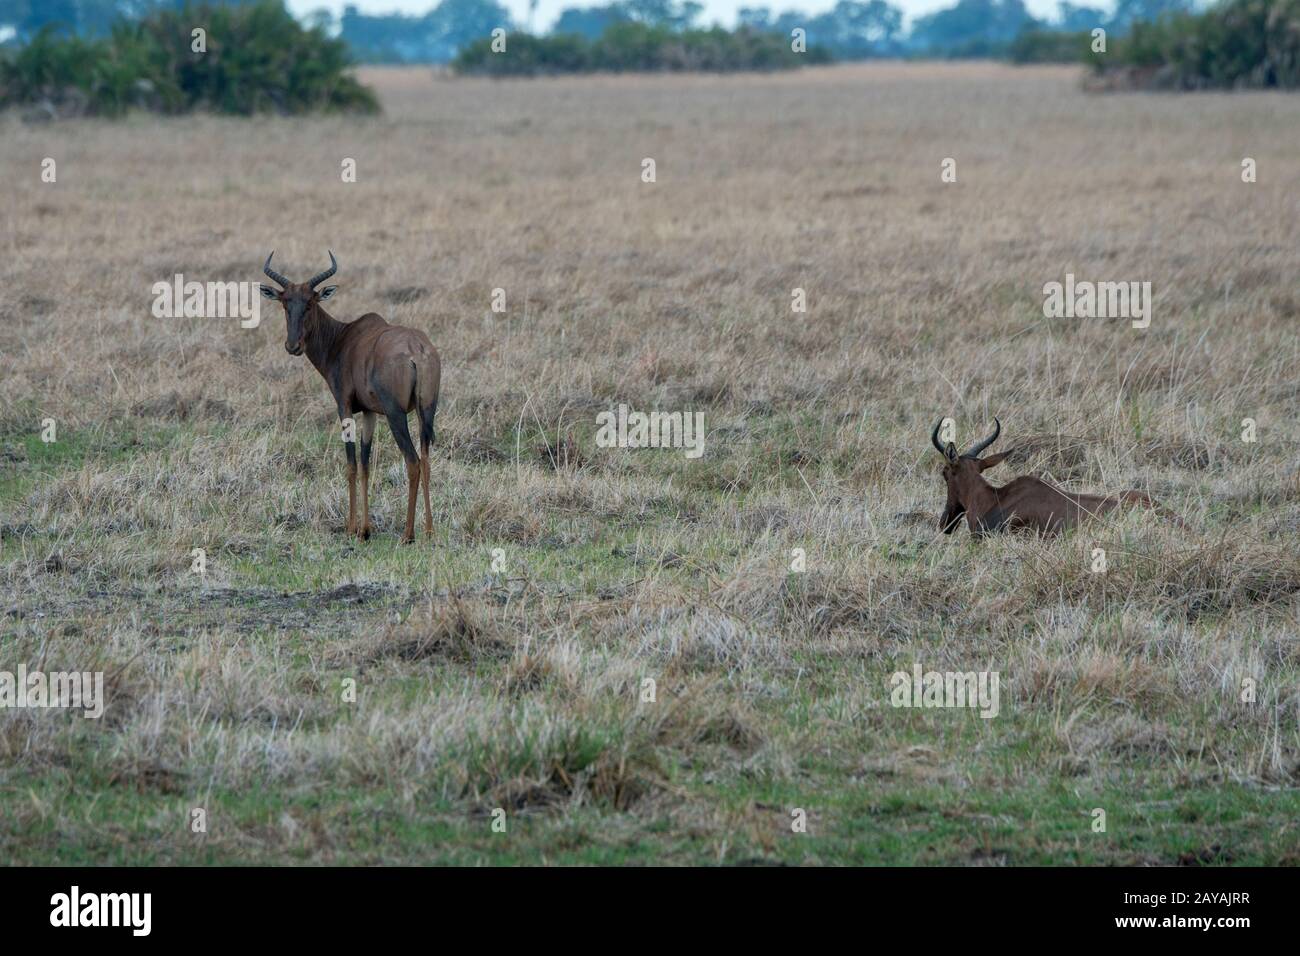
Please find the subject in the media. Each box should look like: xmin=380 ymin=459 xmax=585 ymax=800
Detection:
xmin=336 ymin=0 xmax=1199 ymax=65
xmin=2 ymin=0 xmax=1198 ymax=65
xmin=4 ymin=0 xmax=1298 ymax=93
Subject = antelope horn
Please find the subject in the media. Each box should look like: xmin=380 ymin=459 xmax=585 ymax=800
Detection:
xmin=308 ymin=250 xmax=337 ymax=289
xmin=262 ymin=251 xmax=290 ymax=288
xmin=963 ymin=418 xmax=1001 ymax=458
xmin=932 ymin=419 xmax=957 ymax=461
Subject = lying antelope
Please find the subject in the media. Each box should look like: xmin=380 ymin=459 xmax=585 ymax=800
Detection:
xmin=261 ymin=252 xmax=441 ymax=543
xmin=931 ymin=418 xmax=1175 ymax=536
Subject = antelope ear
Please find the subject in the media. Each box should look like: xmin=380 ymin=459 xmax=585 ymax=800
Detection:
xmin=978 ymin=452 xmax=1010 ymax=471
xmin=259 ymin=284 xmax=279 ymax=299
xmin=318 ymin=285 xmax=337 ymax=300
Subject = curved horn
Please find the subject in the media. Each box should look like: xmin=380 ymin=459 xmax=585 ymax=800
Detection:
xmin=263 ymin=251 xmax=290 ymax=288
xmin=307 ymin=250 xmax=337 ymax=289
xmin=963 ymin=417 xmax=1001 ymax=458
xmin=931 ymin=419 xmax=952 ymax=458
xmin=932 ymin=419 xmax=959 ymax=461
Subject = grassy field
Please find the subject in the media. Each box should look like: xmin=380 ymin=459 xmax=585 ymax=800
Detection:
xmin=1 ymin=62 xmax=1298 ymax=865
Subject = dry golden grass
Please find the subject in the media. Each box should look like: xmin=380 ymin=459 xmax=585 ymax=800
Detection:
xmin=1 ymin=62 xmax=1298 ymax=864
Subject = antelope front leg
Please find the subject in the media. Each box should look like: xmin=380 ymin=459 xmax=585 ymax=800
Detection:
xmin=344 ymin=438 xmax=358 ymax=536
xmin=358 ymin=412 xmax=377 ymax=541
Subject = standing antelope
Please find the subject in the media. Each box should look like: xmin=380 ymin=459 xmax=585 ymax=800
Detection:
xmin=931 ymin=418 xmax=1178 ymax=536
xmin=261 ymin=251 xmax=441 ymax=543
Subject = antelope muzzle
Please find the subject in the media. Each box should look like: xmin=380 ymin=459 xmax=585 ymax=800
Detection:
xmin=283 ymin=298 xmax=308 ymax=355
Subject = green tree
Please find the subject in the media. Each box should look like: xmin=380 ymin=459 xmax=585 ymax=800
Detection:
xmin=911 ymin=0 xmax=1039 ymax=53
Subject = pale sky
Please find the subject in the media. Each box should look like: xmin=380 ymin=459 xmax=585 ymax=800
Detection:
xmin=287 ymin=0 xmax=1087 ymax=33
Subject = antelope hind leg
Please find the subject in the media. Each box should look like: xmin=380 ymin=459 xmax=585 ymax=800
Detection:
xmin=420 ymin=445 xmax=433 ymax=536
xmin=403 ymin=459 xmax=420 ymax=544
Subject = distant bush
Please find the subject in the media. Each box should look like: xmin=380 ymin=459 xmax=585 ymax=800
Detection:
xmin=1007 ymin=28 xmax=1092 ymax=63
xmin=911 ymin=0 xmax=1039 ymax=56
xmin=340 ymin=0 xmax=515 ymax=65
xmin=1088 ymin=0 xmax=1300 ymax=89
xmin=933 ymin=36 xmax=1013 ymax=58
xmin=453 ymin=23 xmax=831 ymax=75
xmin=0 ymin=1 xmax=379 ymax=117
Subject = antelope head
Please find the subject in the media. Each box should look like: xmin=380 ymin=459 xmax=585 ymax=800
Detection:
xmin=260 ymin=251 xmax=339 ymax=356
xmin=931 ymin=417 xmax=1011 ymax=533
